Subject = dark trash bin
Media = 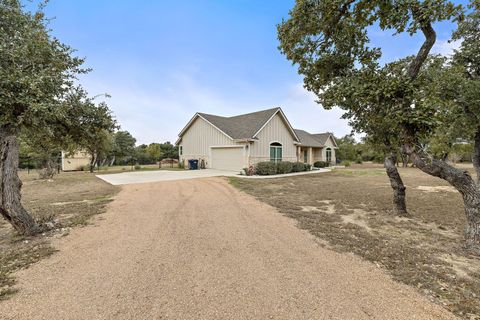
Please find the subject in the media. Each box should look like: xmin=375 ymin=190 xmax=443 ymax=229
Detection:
xmin=188 ymin=159 xmax=199 ymax=170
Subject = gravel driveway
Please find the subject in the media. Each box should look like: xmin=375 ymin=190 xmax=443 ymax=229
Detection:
xmin=0 ymin=178 xmax=456 ymax=319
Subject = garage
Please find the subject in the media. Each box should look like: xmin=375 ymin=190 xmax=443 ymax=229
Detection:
xmin=211 ymin=146 xmax=245 ymax=172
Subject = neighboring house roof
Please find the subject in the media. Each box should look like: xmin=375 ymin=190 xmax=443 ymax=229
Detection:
xmin=294 ymin=129 xmax=338 ymax=148
xmin=177 ymin=107 xmax=300 ymax=143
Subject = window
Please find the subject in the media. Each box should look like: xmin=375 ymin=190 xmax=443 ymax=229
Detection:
xmin=303 ymin=150 xmax=308 ymax=163
xmin=270 ymin=142 xmax=282 ymax=163
xmin=179 ymin=145 xmax=183 ymax=156
xmin=326 ymin=148 xmax=332 ymax=163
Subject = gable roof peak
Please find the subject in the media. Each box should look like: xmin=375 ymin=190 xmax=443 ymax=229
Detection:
xmin=294 ymin=130 xmax=337 ymax=147
xmin=189 ymin=107 xmax=298 ymax=141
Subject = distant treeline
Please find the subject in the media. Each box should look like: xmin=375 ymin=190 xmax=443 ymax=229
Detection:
xmin=336 ymin=134 xmax=474 ymax=166
xmin=19 ymin=130 xmax=179 ymax=169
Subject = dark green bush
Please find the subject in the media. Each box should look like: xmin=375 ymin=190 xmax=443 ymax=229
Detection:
xmin=314 ymin=161 xmax=329 ymax=168
xmin=255 ymin=161 xmax=312 ymax=175
xmin=276 ymin=161 xmax=293 ymax=174
xmin=292 ymin=162 xmax=307 ymax=172
xmin=255 ymin=161 xmax=278 ymax=175
xmin=355 ymin=156 xmax=363 ymax=164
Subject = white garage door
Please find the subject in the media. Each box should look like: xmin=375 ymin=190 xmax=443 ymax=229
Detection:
xmin=211 ymin=147 xmax=245 ymax=172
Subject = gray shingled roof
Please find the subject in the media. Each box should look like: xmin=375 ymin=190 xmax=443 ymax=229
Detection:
xmin=312 ymin=133 xmax=334 ymax=146
xmin=295 ymin=129 xmax=335 ymax=147
xmin=179 ymin=107 xmax=334 ymax=146
xmin=197 ymin=107 xmax=282 ymax=140
xmin=294 ymin=129 xmax=324 ymax=147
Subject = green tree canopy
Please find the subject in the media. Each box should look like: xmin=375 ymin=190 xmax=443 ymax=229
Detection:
xmin=0 ymin=1 xmax=116 ymax=234
xmin=146 ymin=143 xmax=163 ymax=162
xmin=278 ymin=0 xmax=480 ymax=252
xmin=113 ymin=131 xmax=137 ymax=163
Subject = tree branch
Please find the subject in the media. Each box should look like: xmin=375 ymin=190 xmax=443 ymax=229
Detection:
xmin=408 ymin=23 xmax=436 ymax=79
xmin=403 ymin=142 xmax=477 ymax=194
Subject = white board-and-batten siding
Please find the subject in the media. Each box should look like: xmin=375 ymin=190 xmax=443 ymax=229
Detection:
xmin=249 ymin=113 xmax=297 ymax=164
xmin=180 ymin=116 xmax=237 ymax=168
xmin=322 ymin=136 xmax=337 ymax=164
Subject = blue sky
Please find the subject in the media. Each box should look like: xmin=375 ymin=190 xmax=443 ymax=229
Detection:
xmin=40 ymin=0 xmax=468 ymax=144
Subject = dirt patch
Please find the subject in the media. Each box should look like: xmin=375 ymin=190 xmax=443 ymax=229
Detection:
xmin=417 ymin=186 xmax=457 ymax=193
xmin=440 ymin=254 xmax=480 ymax=280
xmin=341 ymin=209 xmax=372 ymax=232
xmin=0 ymin=171 xmax=118 ymax=300
xmin=229 ymin=165 xmax=480 ymax=319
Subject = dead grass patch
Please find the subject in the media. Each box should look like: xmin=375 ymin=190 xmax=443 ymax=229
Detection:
xmin=229 ymin=165 xmax=480 ymax=319
xmin=0 ymin=171 xmax=118 ymax=300
xmin=417 ymin=186 xmax=457 ymax=193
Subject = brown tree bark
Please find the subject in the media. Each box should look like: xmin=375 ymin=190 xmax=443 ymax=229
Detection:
xmin=400 ymin=154 xmax=410 ymax=168
xmin=404 ymin=144 xmax=480 ymax=253
xmin=398 ymin=18 xmax=480 ymax=253
xmin=38 ymin=158 xmax=56 ymax=179
xmin=473 ymin=128 xmax=480 ymax=184
xmin=384 ymin=154 xmax=408 ymax=216
xmin=0 ymin=126 xmax=39 ymax=235
xmin=407 ymin=22 xmax=436 ymax=79
xmin=89 ymin=152 xmax=97 ymax=173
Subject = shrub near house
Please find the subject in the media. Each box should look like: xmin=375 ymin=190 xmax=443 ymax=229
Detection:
xmin=253 ymin=161 xmax=311 ymax=176
xmin=314 ymin=161 xmax=329 ymax=168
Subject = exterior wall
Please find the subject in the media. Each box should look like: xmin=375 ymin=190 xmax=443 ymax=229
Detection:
xmin=249 ymin=113 xmax=297 ymax=164
xmin=321 ymin=136 xmax=337 ymax=164
xmin=300 ymin=139 xmax=337 ymax=165
xmin=62 ymin=151 xmax=91 ymax=171
xmin=179 ymin=117 xmax=241 ymax=168
xmin=313 ymin=148 xmax=323 ymax=163
xmin=299 ymin=147 xmax=324 ymax=164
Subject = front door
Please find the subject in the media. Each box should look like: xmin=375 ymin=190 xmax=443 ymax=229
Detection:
xmin=303 ymin=150 xmax=308 ymax=163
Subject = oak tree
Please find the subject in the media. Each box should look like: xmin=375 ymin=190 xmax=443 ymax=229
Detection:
xmin=0 ymin=1 xmax=115 ymax=233
xmin=278 ymin=0 xmax=480 ymax=252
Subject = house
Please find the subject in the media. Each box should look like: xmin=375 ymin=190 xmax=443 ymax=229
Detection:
xmin=61 ymin=151 xmax=91 ymax=171
xmin=176 ymin=107 xmax=337 ymax=172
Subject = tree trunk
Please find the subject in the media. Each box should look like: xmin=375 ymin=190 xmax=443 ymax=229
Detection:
xmin=441 ymin=152 xmax=449 ymax=162
xmin=473 ymin=128 xmax=480 ymax=184
xmin=89 ymin=152 xmax=97 ymax=173
xmin=463 ymin=187 xmax=480 ymax=252
xmin=401 ymin=154 xmax=410 ymax=168
xmin=0 ymin=127 xmax=39 ymax=235
xmin=109 ymin=155 xmax=115 ymax=167
xmin=405 ymin=143 xmax=480 ymax=253
xmin=384 ymin=154 xmax=408 ymax=216
xmin=38 ymin=158 xmax=56 ymax=179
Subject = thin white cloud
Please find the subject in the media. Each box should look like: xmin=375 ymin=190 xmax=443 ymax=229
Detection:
xmin=278 ymin=83 xmax=352 ymax=138
xmin=82 ymin=73 xmax=250 ymax=144
xmin=82 ymin=75 xmax=353 ymax=145
xmin=431 ymin=39 xmax=462 ymax=57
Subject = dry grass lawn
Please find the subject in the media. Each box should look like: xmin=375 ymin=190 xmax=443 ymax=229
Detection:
xmin=95 ymin=164 xmax=183 ymax=174
xmin=0 ymin=171 xmax=118 ymax=300
xmin=230 ymin=164 xmax=480 ymax=320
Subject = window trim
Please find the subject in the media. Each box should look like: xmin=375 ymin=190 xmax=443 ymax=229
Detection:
xmin=326 ymin=147 xmax=332 ymax=163
xmin=269 ymin=142 xmax=283 ymax=163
